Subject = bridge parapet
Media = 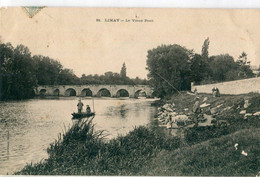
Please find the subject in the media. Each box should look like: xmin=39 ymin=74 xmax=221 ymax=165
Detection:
xmin=35 ymin=84 xmax=154 ymax=98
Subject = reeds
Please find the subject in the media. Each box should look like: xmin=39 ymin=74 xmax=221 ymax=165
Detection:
xmin=15 ymin=118 xmax=181 ymax=175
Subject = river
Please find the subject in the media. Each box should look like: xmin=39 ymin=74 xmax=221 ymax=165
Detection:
xmin=0 ymin=97 xmax=158 ymax=174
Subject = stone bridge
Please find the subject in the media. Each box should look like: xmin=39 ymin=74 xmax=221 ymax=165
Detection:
xmin=35 ymin=85 xmax=154 ymax=98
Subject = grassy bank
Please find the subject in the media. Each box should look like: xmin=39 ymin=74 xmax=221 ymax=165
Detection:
xmin=15 ymin=93 xmax=260 ymax=175
xmin=140 ymin=128 xmax=260 ymax=176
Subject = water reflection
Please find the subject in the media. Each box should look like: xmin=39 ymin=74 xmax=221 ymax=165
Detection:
xmin=119 ymin=104 xmax=128 ymax=118
xmin=0 ymin=97 xmax=157 ymax=174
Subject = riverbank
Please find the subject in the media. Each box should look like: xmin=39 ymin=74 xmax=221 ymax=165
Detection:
xmin=15 ymin=93 xmax=260 ymax=175
xmin=15 ymin=118 xmax=181 ymax=175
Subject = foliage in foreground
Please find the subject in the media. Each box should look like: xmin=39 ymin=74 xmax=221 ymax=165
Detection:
xmin=15 ymin=118 xmax=181 ymax=175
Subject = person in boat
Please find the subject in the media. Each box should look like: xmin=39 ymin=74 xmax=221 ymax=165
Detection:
xmin=86 ymin=105 xmax=91 ymax=114
xmin=77 ymin=99 xmax=84 ymax=113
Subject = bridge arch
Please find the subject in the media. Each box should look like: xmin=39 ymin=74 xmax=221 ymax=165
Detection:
xmin=116 ymin=89 xmax=129 ymax=97
xmin=97 ymin=88 xmax=111 ymax=97
xmin=65 ymin=88 xmax=76 ymax=96
xmin=53 ymin=89 xmax=60 ymax=96
xmin=81 ymin=88 xmax=93 ymax=97
xmin=135 ymin=90 xmax=147 ymax=98
xmin=40 ymin=89 xmax=47 ymax=96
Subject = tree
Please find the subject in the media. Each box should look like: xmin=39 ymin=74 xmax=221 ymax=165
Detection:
xmin=201 ymin=37 xmax=210 ymax=61
xmin=233 ymin=52 xmax=255 ymax=79
xmin=12 ymin=45 xmax=37 ymax=99
xmin=0 ymin=42 xmax=14 ymax=100
xmin=0 ymin=44 xmax=37 ymax=100
xmin=210 ymin=54 xmax=239 ymax=82
xmin=120 ymin=62 xmax=127 ymax=78
xmin=237 ymin=52 xmax=248 ymax=66
xmin=33 ymin=55 xmax=62 ymax=85
xmin=58 ymin=68 xmax=79 ymax=85
xmin=146 ymin=44 xmax=191 ymax=97
xmin=237 ymin=65 xmax=254 ymax=79
xmin=190 ymin=54 xmax=209 ymax=84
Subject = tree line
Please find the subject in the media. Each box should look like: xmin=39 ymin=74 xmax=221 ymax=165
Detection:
xmin=146 ymin=38 xmax=256 ymax=98
xmin=0 ymin=41 xmax=147 ymax=100
xmin=1 ymin=38 xmax=256 ymax=100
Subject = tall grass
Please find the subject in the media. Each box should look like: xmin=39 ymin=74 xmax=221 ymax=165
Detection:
xmin=15 ymin=118 xmax=181 ymax=175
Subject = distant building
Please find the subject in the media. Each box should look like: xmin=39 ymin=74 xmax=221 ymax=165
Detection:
xmin=250 ymin=65 xmax=260 ymax=75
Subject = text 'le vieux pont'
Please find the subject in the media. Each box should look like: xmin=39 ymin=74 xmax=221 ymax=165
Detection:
xmin=96 ymin=18 xmax=154 ymax=23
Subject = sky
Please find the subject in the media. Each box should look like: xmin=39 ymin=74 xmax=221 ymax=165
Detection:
xmin=1 ymin=8 xmax=260 ymax=79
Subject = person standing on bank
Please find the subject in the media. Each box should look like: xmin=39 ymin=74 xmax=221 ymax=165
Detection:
xmin=212 ymin=87 xmax=217 ymax=97
xmin=192 ymin=97 xmax=201 ymax=127
xmin=77 ymin=99 xmax=84 ymax=113
xmin=216 ymin=87 xmax=220 ymax=97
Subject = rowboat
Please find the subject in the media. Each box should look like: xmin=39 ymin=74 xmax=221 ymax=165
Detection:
xmin=71 ymin=112 xmax=95 ymax=119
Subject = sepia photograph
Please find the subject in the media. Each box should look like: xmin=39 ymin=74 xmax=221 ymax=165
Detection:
xmin=0 ymin=7 xmax=260 ymax=176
